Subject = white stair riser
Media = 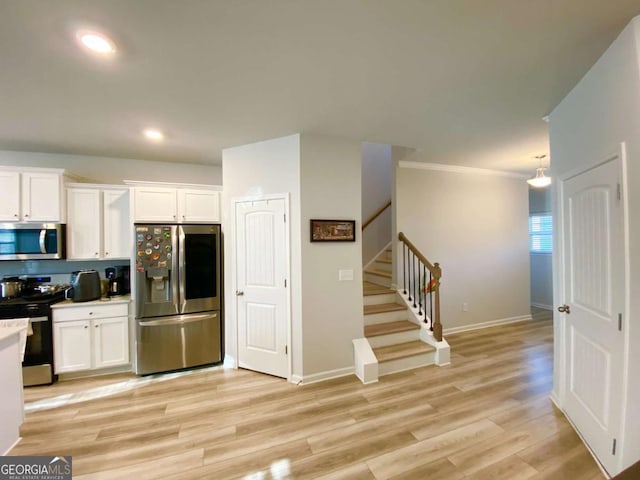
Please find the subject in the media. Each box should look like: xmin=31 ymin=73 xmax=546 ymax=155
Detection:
xmin=367 ymin=329 xmax=421 ymax=348
xmin=378 ymin=351 xmax=436 ymax=376
xmin=363 ymin=293 xmax=398 ymax=306
xmin=364 ymin=272 xmax=391 ymax=287
xmin=364 ymin=309 xmax=408 ymax=325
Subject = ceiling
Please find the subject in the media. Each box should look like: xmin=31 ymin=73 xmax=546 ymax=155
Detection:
xmin=1 ymin=1 xmax=639 ymax=173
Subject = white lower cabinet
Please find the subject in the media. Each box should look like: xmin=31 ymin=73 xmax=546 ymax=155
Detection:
xmin=53 ymin=302 xmax=129 ymax=374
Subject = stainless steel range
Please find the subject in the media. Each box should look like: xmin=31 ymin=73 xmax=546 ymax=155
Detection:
xmin=0 ymin=277 xmax=67 ymax=386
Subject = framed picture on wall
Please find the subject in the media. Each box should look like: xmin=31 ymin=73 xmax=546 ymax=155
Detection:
xmin=310 ymin=219 xmax=356 ymax=242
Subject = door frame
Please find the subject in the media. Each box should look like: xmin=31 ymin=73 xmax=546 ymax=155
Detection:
xmin=552 ymin=142 xmax=630 ymax=471
xmin=230 ymin=193 xmax=292 ymax=381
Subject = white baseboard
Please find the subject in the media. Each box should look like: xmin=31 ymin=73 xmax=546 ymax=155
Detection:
xmin=531 ymin=302 xmax=553 ymax=310
xmin=3 ymin=436 xmax=22 ymax=455
xmin=443 ymin=314 xmax=533 ymax=335
xmin=293 ymin=366 xmax=355 ymax=385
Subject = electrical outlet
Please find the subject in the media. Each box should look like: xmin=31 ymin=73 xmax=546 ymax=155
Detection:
xmin=462 ymin=302 xmax=469 ymax=312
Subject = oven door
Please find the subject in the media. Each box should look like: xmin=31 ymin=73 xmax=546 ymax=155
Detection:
xmin=22 ymin=316 xmax=55 ymax=386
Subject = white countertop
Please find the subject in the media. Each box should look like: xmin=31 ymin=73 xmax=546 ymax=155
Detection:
xmin=52 ymin=295 xmax=131 ymax=309
xmin=0 ymin=326 xmax=26 ymax=343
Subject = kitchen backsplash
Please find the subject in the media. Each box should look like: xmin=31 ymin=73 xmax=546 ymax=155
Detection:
xmin=0 ymin=259 xmax=130 ymax=284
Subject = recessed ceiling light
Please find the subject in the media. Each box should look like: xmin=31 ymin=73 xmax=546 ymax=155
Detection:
xmin=76 ymin=30 xmax=116 ymax=54
xmin=143 ymin=129 xmax=164 ymax=141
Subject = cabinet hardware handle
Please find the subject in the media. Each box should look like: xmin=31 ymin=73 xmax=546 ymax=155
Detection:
xmin=84 ymin=325 xmax=88 ymax=329
xmin=24 ymin=214 xmax=29 ymax=217
xmin=89 ymin=312 xmax=93 ymax=315
xmin=14 ymin=213 xmax=18 ymax=218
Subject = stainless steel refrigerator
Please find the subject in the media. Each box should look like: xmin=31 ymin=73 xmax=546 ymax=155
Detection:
xmin=134 ymin=224 xmax=222 ymax=375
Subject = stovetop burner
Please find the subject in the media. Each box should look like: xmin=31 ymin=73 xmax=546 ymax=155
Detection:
xmin=0 ymin=286 xmax=67 ymax=307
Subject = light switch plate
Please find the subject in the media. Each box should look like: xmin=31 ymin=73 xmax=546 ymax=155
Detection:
xmin=338 ymin=269 xmax=354 ymax=281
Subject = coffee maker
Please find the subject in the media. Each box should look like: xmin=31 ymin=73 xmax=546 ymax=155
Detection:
xmin=105 ymin=266 xmax=130 ymax=297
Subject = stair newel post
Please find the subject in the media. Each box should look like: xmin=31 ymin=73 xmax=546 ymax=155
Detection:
xmin=402 ymin=243 xmax=407 ymax=295
xmin=433 ymin=262 xmax=442 ymax=342
xmin=411 ymin=252 xmax=417 ymax=309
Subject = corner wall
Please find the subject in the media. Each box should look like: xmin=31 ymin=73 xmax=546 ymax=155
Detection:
xmin=300 ymin=134 xmax=363 ymax=380
xmin=396 ymin=162 xmax=531 ymax=332
xmin=549 ymin=15 xmax=640 ymax=472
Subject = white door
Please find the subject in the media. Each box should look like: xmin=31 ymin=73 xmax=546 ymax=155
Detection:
xmin=561 ymin=157 xmax=625 ymax=475
xmin=236 ymin=198 xmax=288 ymax=378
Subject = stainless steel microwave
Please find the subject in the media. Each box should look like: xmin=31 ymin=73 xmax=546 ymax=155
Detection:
xmin=0 ymin=223 xmax=65 ymax=260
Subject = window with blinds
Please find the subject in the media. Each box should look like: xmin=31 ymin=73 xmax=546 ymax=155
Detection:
xmin=529 ymin=214 xmax=552 ymax=253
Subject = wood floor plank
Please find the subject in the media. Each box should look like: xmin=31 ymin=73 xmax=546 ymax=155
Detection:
xmin=9 ymin=317 xmax=605 ymax=480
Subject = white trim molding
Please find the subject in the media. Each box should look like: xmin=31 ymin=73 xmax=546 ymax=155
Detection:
xmin=398 ymin=161 xmax=528 ymax=179
xmin=293 ymin=367 xmax=355 ymax=385
xmin=443 ymin=314 xmax=533 ymax=335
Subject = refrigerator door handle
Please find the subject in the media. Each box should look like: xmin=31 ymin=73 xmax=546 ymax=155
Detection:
xmin=177 ymin=224 xmax=186 ymax=313
xmin=172 ymin=225 xmax=180 ymax=313
xmin=138 ymin=312 xmax=217 ymax=327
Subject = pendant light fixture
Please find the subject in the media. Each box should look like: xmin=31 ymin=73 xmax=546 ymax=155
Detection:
xmin=527 ymin=155 xmax=551 ymax=188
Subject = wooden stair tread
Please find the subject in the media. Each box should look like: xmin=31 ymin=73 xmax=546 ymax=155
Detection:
xmin=364 ymin=268 xmax=391 ymax=278
xmin=363 ymin=282 xmax=394 ymax=296
xmin=365 ymin=320 xmax=420 ymax=337
xmin=375 ymin=258 xmax=392 ymax=264
xmin=373 ymin=341 xmax=435 ymax=363
xmin=364 ymin=303 xmax=407 ymax=315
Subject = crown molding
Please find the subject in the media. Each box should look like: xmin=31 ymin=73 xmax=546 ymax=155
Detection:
xmin=398 ymin=161 xmax=528 ymax=179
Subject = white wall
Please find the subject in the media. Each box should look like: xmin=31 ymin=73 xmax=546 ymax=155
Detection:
xmin=0 ymin=150 xmax=222 ymax=185
xmin=221 ymin=134 xmax=302 ymax=376
xmin=361 ymin=143 xmax=392 ymax=264
xmin=529 ymin=187 xmax=553 ymax=309
xmin=300 ymin=134 xmax=363 ymax=379
xmin=549 ymin=15 xmax=640 ymax=472
xmin=396 ymin=162 xmax=531 ymax=332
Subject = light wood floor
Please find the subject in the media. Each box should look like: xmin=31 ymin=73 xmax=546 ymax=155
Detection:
xmin=10 ymin=315 xmax=605 ymax=479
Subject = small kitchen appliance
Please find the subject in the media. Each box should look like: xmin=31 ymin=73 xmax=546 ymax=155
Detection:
xmin=105 ymin=266 xmax=130 ymax=297
xmin=66 ymin=270 xmax=101 ymax=302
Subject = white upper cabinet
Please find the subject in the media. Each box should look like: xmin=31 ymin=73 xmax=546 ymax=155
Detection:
xmin=0 ymin=168 xmax=64 ymax=222
xmin=67 ymin=185 xmax=130 ymax=260
xmin=130 ymin=182 xmax=220 ymax=223
xmin=178 ymin=188 xmax=220 ymax=223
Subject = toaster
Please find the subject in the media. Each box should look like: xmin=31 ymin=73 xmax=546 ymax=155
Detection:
xmin=66 ymin=270 xmax=101 ymax=302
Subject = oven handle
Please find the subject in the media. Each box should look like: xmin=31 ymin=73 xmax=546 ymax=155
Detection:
xmin=39 ymin=229 xmax=47 ymax=254
xmin=28 ymin=316 xmax=48 ymax=323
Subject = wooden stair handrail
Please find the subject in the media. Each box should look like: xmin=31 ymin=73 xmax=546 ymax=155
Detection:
xmin=362 ymin=200 xmax=392 ymax=230
xmin=398 ymin=231 xmax=443 ymax=342
xmin=398 ymin=232 xmax=441 ymax=278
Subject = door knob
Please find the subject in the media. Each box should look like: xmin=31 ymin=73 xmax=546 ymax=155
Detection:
xmin=558 ymin=304 xmax=571 ymax=314
xmin=235 ymin=290 xmax=244 ymax=296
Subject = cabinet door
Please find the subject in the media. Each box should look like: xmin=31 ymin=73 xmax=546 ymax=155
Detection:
xmin=93 ymin=317 xmax=129 ymax=368
xmin=67 ymin=188 xmax=102 ymax=259
xmin=0 ymin=171 xmax=21 ymax=221
xmin=103 ymin=189 xmax=131 ymax=259
xmin=179 ymin=189 xmax=220 ymax=223
xmin=133 ymin=187 xmax=177 ymax=222
xmin=22 ymin=172 xmax=61 ymax=222
xmin=54 ymin=320 xmax=92 ymax=373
